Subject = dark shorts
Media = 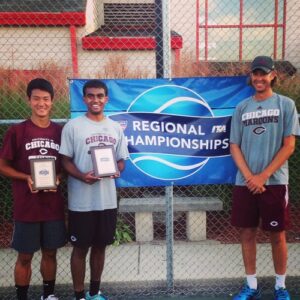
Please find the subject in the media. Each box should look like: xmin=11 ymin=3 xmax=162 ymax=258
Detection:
xmin=231 ymin=185 xmax=290 ymax=232
xmin=11 ymin=220 xmax=67 ymax=253
xmin=68 ymin=209 xmax=117 ymax=248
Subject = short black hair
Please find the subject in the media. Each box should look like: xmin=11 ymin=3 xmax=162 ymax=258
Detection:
xmin=83 ymin=80 xmax=108 ymax=97
xmin=26 ymin=78 xmax=54 ymax=99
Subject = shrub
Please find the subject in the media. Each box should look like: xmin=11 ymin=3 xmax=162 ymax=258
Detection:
xmin=113 ymin=217 xmax=133 ymax=246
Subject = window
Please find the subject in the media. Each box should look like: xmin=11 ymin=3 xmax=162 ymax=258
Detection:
xmin=197 ymin=0 xmax=286 ymax=61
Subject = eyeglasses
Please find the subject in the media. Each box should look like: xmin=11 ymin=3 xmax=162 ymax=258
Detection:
xmin=85 ymin=93 xmax=106 ymax=100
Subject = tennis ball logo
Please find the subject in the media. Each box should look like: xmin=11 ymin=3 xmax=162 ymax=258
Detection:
xmin=127 ymin=85 xmax=214 ymax=181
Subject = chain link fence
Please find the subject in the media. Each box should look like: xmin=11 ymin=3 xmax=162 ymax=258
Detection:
xmin=0 ymin=0 xmax=300 ymax=299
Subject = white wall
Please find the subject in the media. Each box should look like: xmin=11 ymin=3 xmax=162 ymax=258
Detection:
xmin=85 ymin=0 xmax=104 ymax=34
xmin=77 ymin=48 xmax=157 ymax=78
xmin=0 ymin=27 xmax=72 ymax=70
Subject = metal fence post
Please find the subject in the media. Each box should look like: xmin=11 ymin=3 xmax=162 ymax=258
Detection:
xmin=155 ymin=0 xmax=171 ymax=79
xmin=162 ymin=0 xmax=171 ymax=79
xmin=165 ymin=184 xmax=174 ymax=292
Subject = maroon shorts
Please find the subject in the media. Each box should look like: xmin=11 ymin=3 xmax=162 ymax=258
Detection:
xmin=231 ymin=185 xmax=290 ymax=232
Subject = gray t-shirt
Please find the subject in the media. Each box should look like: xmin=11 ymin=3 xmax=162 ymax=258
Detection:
xmin=59 ymin=115 xmax=129 ymax=211
xmin=230 ymin=93 xmax=300 ymax=186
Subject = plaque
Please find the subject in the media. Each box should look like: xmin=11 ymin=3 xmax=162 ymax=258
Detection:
xmin=30 ymin=158 xmax=57 ymax=190
xmin=90 ymin=145 xmax=119 ymax=178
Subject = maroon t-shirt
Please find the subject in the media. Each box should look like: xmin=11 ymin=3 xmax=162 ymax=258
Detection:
xmin=0 ymin=119 xmax=65 ymax=222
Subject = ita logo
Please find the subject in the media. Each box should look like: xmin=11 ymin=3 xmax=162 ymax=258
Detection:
xmin=113 ymin=85 xmax=229 ymax=181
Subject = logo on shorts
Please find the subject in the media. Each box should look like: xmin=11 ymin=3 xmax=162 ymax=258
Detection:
xmin=70 ymin=235 xmax=77 ymax=242
xmin=270 ymin=221 xmax=279 ymax=227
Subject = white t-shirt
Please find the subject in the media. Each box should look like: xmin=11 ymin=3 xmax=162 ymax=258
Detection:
xmin=60 ymin=115 xmax=129 ymax=211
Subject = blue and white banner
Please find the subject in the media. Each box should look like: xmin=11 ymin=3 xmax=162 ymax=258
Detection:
xmin=69 ymin=77 xmax=253 ymax=187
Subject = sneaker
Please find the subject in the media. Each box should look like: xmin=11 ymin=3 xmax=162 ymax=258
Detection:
xmin=233 ymin=284 xmax=261 ymax=300
xmin=85 ymin=291 xmax=108 ymax=300
xmin=41 ymin=295 xmax=59 ymax=300
xmin=274 ymin=288 xmax=291 ymax=300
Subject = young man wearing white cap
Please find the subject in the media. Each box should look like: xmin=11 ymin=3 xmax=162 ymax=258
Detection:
xmin=230 ymin=56 xmax=300 ymax=300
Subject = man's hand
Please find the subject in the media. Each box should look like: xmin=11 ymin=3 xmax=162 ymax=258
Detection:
xmin=43 ymin=176 xmax=60 ymax=193
xmin=81 ymin=171 xmax=102 ymax=184
xmin=26 ymin=176 xmax=39 ymax=193
xmin=245 ymin=174 xmax=267 ymax=194
xmin=110 ymin=171 xmax=120 ymax=179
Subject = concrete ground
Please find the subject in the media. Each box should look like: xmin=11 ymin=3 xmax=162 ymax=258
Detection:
xmin=0 ymin=241 xmax=299 ymax=299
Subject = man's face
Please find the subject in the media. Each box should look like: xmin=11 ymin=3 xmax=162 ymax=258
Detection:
xmin=29 ymin=89 xmax=53 ymax=118
xmin=84 ymin=87 xmax=108 ymax=115
xmin=250 ymin=69 xmax=276 ymax=93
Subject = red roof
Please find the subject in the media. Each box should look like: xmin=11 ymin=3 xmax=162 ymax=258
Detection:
xmin=0 ymin=12 xmax=85 ymax=26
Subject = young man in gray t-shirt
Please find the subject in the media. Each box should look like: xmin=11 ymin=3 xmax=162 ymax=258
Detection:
xmin=230 ymin=56 xmax=299 ymax=300
xmin=60 ymin=80 xmax=129 ymax=300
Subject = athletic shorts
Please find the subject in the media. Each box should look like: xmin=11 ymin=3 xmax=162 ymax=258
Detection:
xmin=68 ymin=209 xmax=117 ymax=248
xmin=231 ymin=185 xmax=290 ymax=232
xmin=11 ymin=220 xmax=66 ymax=253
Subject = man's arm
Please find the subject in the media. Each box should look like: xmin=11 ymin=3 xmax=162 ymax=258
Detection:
xmin=117 ymin=159 xmax=125 ymax=173
xmin=246 ymin=135 xmax=295 ymax=191
xmin=61 ymin=154 xmax=99 ymax=184
xmin=230 ymin=143 xmax=253 ymax=183
xmin=230 ymin=143 xmax=266 ymax=194
xmin=111 ymin=159 xmax=126 ymax=178
xmin=0 ymin=158 xmax=28 ymax=181
xmin=231 ymin=135 xmax=295 ymax=194
xmin=0 ymin=158 xmax=37 ymax=192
